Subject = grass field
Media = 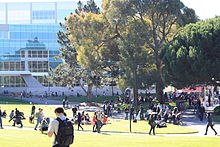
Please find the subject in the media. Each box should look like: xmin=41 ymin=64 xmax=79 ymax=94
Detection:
xmin=0 ymin=97 xmax=30 ymax=104
xmin=0 ymin=104 xmax=197 ymax=134
xmin=213 ymin=115 xmax=220 ymax=122
xmin=48 ymin=95 xmax=120 ymax=103
xmin=0 ymin=129 xmax=219 ymax=147
xmin=47 ymin=94 xmax=157 ymax=103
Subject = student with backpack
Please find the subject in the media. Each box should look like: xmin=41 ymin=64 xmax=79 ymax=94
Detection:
xmin=48 ymin=107 xmax=74 ymax=147
xmin=0 ymin=107 xmax=3 ymax=129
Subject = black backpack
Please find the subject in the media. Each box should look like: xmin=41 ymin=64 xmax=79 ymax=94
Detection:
xmin=55 ymin=117 xmax=74 ymax=146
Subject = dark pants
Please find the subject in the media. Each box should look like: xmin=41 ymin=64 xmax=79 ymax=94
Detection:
xmin=0 ymin=117 xmax=2 ymax=128
xmin=140 ymin=113 xmax=144 ymax=120
xmin=53 ymin=144 xmax=69 ymax=147
xmin=77 ymin=122 xmax=83 ymax=130
xmin=149 ymin=125 xmax=155 ymax=135
xmin=96 ymin=120 xmax=102 ymax=133
xmin=200 ymin=113 xmax=204 ymax=121
xmin=93 ymin=124 xmax=96 ymax=132
xmin=205 ymin=124 xmax=217 ymax=134
xmin=125 ymin=113 xmax=129 ymax=120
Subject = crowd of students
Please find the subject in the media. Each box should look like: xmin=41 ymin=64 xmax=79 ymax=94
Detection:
xmin=71 ymin=106 xmax=108 ymax=133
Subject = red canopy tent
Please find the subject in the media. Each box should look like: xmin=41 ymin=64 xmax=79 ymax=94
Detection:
xmin=181 ymin=87 xmax=203 ymax=93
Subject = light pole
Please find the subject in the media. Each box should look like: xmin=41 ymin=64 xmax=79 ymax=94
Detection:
xmin=125 ymin=88 xmax=132 ymax=132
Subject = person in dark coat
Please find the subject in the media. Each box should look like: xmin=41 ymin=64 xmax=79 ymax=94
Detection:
xmin=204 ymin=113 xmax=217 ymax=135
xmin=77 ymin=112 xmax=83 ymax=131
xmin=199 ymin=105 xmax=205 ymax=121
xmin=148 ymin=114 xmax=156 ymax=135
xmin=31 ymin=104 xmax=36 ymax=115
xmin=72 ymin=105 xmax=77 ymax=117
xmin=0 ymin=107 xmax=3 ymax=129
xmin=140 ymin=105 xmax=145 ymax=120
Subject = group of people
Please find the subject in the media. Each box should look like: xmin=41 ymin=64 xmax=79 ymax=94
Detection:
xmin=72 ymin=109 xmax=108 ymax=133
xmin=33 ymin=107 xmax=50 ymax=133
xmin=92 ymin=110 xmax=108 ymax=133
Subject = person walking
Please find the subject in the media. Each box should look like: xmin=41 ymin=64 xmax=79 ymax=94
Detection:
xmin=199 ymin=105 xmax=205 ymax=121
xmin=204 ymin=113 xmax=217 ymax=135
xmin=77 ymin=112 xmax=83 ymax=131
xmin=92 ymin=112 xmax=97 ymax=132
xmin=148 ymin=114 xmax=156 ymax=135
xmin=63 ymin=99 xmax=66 ymax=109
xmin=96 ymin=110 xmax=103 ymax=133
xmin=34 ymin=108 xmax=44 ymax=130
xmin=125 ymin=107 xmax=129 ymax=120
xmin=9 ymin=110 xmax=15 ymax=120
xmin=48 ymin=107 xmax=74 ymax=147
xmin=0 ymin=107 xmax=3 ymax=129
xmin=140 ymin=105 xmax=145 ymax=120
xmin=208 ymin=94 xmax=211 ymax=107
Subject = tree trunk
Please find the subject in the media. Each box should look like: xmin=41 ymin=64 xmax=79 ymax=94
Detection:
xmin=112 ymin=85 xmax=114 ymax=96
xmin=87 ymin=85 xmax=93 ymax=102
xmin=155 ymin=50 xmax=164 ymax=103
xmin=156 ymin=80 xmax=164 ymax=104
xmin=133 ymin=86 xmax=138 ymax=110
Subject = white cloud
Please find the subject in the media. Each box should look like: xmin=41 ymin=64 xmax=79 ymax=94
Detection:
xmin=182 ymin=0 xmax=220 ymax=19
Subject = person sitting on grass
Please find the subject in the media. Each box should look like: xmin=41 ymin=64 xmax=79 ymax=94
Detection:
xmin=2 ymin=110 xmax=7 ymax=118
xmin=13 ymin=112 xmax=25 ymax=128
xmin=29 ymin=115 xmax=35 ymax=124
xmin=82 ymin=113 xmax=91 ymax=125
xmin=39 ymin=118 xmax=49 ymax=134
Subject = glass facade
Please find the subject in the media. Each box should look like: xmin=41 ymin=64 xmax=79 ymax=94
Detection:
xmin=0 ymin=76 xmax=26 ymax=87
xmin=0 ymin=1 xmax=102 ymax=87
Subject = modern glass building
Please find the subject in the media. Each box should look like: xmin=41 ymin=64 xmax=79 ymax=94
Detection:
xmin=0 ymin=0 xmax=102 ymax=88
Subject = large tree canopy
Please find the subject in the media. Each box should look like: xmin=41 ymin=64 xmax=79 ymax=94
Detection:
xmin=103 ymin=0 xmax=198 ymax=102
xmin=49 ymin=0 xmax=102 ymax=102
xmin=161 ymin=17 xmax=220 ymax=88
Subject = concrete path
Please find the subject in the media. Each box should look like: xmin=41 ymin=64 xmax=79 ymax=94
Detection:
xmin=2 ymin=125 xmax=219 ymax=137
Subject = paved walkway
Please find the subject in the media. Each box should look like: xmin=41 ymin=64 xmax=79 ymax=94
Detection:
xmin=2 ymin=125 xmax=219 ymax=137
xmin=181 ymin=107 xmax=220 ymax=136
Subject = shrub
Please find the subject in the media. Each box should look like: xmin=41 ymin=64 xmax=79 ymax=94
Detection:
xmin=214 ymin=106 xmax=220 ymax=115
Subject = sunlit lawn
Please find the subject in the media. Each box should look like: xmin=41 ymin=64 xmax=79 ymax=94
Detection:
xmin=0 ymin=129 xmax=219 ymax=147
xmin=0 ymin=104 xmax=198 ymax=134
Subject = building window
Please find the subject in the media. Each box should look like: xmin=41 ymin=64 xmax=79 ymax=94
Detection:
xmin=0 ymin=76 xmax=26 ymax=87
xmin=21 ymin=51 xmax=25 ymax=58
xmin=0 ymin=31 xmax=9 ymax=39
xmin=28 ymin=61 xmax=48 ymax=72
xmin=32 ymin=10 xmax=55 ymax=20
xmin=0 ymin=61 xmax=25 ymax=71
xmin=27 ymin=50 xmax=48 ymax=58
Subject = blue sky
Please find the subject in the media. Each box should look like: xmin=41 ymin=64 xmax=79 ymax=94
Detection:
xmin=0 ymin=0 xmax=219 ymax=20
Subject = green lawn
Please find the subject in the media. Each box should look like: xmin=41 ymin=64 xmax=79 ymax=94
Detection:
xmin=213 ymin=115 xmax=220 ymax=122
xmin=0 ymin=97 xmax=30 ymax=104
xmin=0 ymin=104 xmax=197 ymax=134
xmin=48 ymin=95 xmax=120 ymax=103
xmin=0 ymin=129 xmax=219 ymax=147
